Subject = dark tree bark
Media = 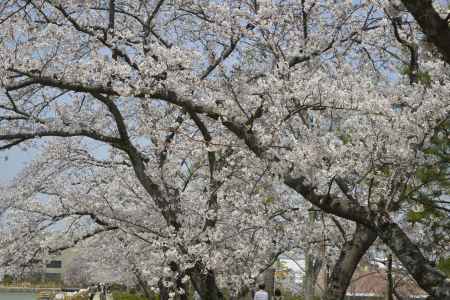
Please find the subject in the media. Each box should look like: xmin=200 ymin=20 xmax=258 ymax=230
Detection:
xmin=322 ymin=224 xmax=377 ymax=300
xmin=158 ymin=278 xmax=169 ymax=300
xmin=189 ymin=264 xmax=224 ymax=300
xmin=372 ymin=214 xmax=450 ymax=300
xmin=156 ymin=272 xmax=190 ymax=300
xmin=387 ymin=254 xmax=394 ymax=300
xmin=263 ymin=268 xmax=275 ymax=299
xmin=175 ymin=276 xmax=189 ymax=300
xmin=285 ymin=176 xmax=450 ymax=300
xmin=400 ymin=0 xmax=450 ymax=64
xmin=134 ymin=268 xmax=154 ymax=300
xmin=234 ymin=286 xmax=250 ymax=300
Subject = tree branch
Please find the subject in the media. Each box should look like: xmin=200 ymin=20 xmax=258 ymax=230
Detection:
xmin=200 ymin=36 xmax=240 ymax=80
xmin=401 ymin=0 xmax=450 ymax=64
xmin=0 ymin=130 xmax=122 ymax=147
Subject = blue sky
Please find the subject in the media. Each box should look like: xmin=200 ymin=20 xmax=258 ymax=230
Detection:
xmin=0 ymin=148 xmax=35 ymax=184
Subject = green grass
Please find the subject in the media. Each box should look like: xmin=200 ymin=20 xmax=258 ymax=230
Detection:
xmin=63 ymin=293 xmax=89 ymax=300
xmin=112 ymin=291 xmax=148 ymax=300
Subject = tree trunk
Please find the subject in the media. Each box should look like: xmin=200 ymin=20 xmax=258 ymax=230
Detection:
xmin=322 ymin=224 xmax=377 ymax=300
xmin=303 ymin=210 xmax=323 ymax=300
xmin=264 ymin=268 xmax=275 ymax=299
xmin=387 ymin=254 xmax=394 ymax=300
xmin=134 ymin=269 xmax=154 ymax=300
xmin=373 ymin=214 xmax=450 ymax=300
xmin=235 ymin=286 xmax=250 ymax=300
xmin=175 ymin=276 xmax=189 ymax=300
xmin=158 ymin=278 xmax=169 ymax=300
xmin=285 ymin=176 xmax=450 ymax=299
xmin=400 ymin=0 xmax=450 ymax=64
xmin=189 ymin=264 xmax=223 ymax=300
xmin=303 ymin=251 xmax=316 ymax=300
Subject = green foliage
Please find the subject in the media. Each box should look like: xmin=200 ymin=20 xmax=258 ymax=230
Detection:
xmin=399 ymin=120 xmax=450 ymax=260
xmin=437 ymin=257 xmax=450 ymax=276
xmin=283 ymin=296 xmax=303 ymax=300
xmin=112 ymin=292 xmax=148 ymax=300
xmin=109 ymin=283 xmax=127 ymax=292
xmin=1 ymin=274 xmax=14 ymax=285
xmin=281 ymin=294 xmax=303 ymax=300
xmin=378 ymin=165 xmax=392 ymax=177
xmin=264 ymin=196 xmax=274 ymax=205
xmin=406 ymin=205 xmax=438 ymax=222
xmin=338 ymin=132 xmax=352 ymax=145
xmin=406 ymin=120 xmax=449 ymax=206
xmin=406 ymin=210 xmax=426 ymax=223
xmin=400 ymin=66 xmax=432 ymax=86
xmin=417 ymin=71 xmax=431 ymax=86
xmin=335 ymin=127 xmax=352 ymax=145
xmin=275 ymin=289 xmax=308 ymax=300
xmin=280 ymin=294 xmax=321 ymax=300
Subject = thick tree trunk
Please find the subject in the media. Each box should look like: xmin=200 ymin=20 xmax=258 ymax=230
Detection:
xmin=322 ymin=224 xmax=377 ymax=300
xmin=175 ymin=276 xmax=189 ymax=300
xmin=134 ymin=268 xmax=154 ymax=300
xmin=285 ymin=176 xmax=450 ymax=299
xmin=302 ymin=252 xmax=323 ymax=300
xmin=400 ymin=0 xmax=450 ymax=64
xmin=236 ymin=286 xmax=250 ymax=300
xmin=158 ymin=278 xmax=169 ymax=300
xmin=373 ymin=214 xmax=450 ymax=300
xmin=189 ymin=264 xmax=223 ymax=300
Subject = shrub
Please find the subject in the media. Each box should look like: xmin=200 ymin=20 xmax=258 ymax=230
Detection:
xmin=109 ymin=283 xmax=127 ymax=292
xmin=2 ymin=274 xmax=14 ymax=285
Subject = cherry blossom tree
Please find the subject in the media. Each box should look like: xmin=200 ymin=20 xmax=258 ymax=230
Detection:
xmin=0 ymin=0 xmax=449 ymax=299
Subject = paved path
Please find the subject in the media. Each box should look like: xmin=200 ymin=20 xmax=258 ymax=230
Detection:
xmin=93 ymin=293 xmax=113 ymax=300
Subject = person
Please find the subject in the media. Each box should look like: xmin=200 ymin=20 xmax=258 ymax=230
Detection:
xmin=274 ymin=288 xmax=282 ymax=300
xmin=254 ymin=284 xmax=269 ymax=300
xmin=88 ymin=285 xmax=96 ymax=300
xmin=194 ymin=290 xmax=201 ymax=300
xmin=100 ymin=283 xmax=106 ymax=300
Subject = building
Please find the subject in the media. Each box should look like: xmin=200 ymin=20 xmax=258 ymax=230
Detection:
xmin=41 ymin=249 xmax=77 ymax=282
xmin=345 ymin=267 xmax=428 ymax=300
xmin=276 ymin=256 xmax=428 ymax=299
xmin=312 ymin=261 xmax=428 ymax=300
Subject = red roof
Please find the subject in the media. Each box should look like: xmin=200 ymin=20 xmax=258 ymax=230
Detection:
xmin=346 ymin=267 xmax=427 ymax=298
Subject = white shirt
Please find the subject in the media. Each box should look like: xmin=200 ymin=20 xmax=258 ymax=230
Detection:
xmin=254 ymin=290 xmax=269 ymax=300
xmin=194 ymin=291 xmax=201 ymax=300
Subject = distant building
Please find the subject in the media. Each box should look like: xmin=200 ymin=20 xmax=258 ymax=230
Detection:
xmin=278 ymin=256 xmax=428 ymax=299
xmin=279 ymin=257 xmax=305 ymax=283
xmin=43 ymin=258 xmax=63 ymax=281
xmin=345 ymin=267 xmax=427 ymax=300
xmin=313 ymin=262 xmax=428 ymax=300
xmin=41 ymin=249 xmax=77 ymax=282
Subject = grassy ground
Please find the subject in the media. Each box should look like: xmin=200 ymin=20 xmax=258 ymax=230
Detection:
xmin=112 ymin=292 xmax=149 ymax=300
xmin=0 ymin=282 xmax=62 ymax=288
xmin=63 ymin=293 xmax=89 ymax=300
